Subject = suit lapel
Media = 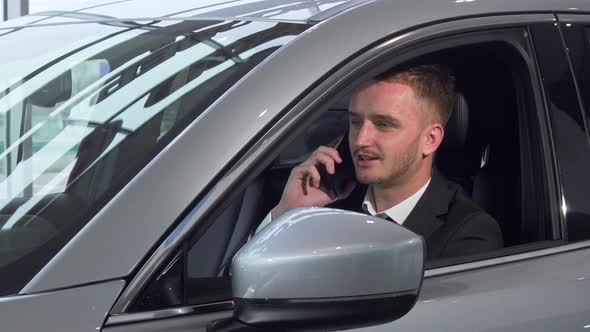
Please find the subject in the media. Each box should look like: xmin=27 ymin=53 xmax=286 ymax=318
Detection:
xmin=403 ymin=175 xmax=454 ymax=240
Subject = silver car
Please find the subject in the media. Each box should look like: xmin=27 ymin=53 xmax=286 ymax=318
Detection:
xmin=1 ymin=0 xmax=590 ymax=331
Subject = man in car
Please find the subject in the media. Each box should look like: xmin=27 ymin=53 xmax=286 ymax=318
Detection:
xmin=259 ymin=63 xmax=503 ymax=260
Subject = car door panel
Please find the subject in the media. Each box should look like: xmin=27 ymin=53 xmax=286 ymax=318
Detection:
xmin=0 ymin=280 xmax=124 ymax=332
xmin=374 ymin=246 xmax=590 ymax=331
xmin=103 ymin=311 xmax=232 ymax=332
xmin=103 ymin=246 xmax=590 ymax=332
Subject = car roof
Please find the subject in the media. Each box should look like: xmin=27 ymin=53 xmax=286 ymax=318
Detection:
xmin=4 ymin=0 xmax=590 ymax=30
xmin=19 ymin=0 xmax=365 ymax=25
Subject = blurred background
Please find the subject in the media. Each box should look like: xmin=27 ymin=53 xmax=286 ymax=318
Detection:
xmin=2 ymin=0 xmax=91 ymax=21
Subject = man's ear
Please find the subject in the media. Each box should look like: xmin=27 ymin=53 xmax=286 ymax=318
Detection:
xmin=422 ymin=123 xmax=444 ymax=158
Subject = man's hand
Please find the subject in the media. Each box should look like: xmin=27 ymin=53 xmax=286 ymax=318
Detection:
xmin=271 ymin=146 xmax=357 ymax=219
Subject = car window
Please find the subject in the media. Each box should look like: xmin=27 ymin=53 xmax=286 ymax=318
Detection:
xmin=275 ymin=109 xmax=349 ymax=165
xmin=0 ymin=19 xmax=309 ymax=297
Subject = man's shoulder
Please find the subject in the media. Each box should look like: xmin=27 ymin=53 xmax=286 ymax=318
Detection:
xmin=431 ymin=176 xmax=504 ymax=257
xmin=427 ymin=174 xmax=498 ymax=231
xmin=448 ymin=185 xmax=487 ymax=218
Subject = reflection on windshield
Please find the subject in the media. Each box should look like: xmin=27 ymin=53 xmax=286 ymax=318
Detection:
xmin=0 ymin=18 xmax=308 ymax=297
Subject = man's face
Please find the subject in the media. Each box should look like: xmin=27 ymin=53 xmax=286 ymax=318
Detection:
xmin=348 ymin=80 xmax=430 ymax=187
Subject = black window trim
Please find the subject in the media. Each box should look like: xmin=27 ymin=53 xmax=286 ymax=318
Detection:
xmin=107 ymin=13 xmax=573 ymax=325
xmin=528 ymin=19 xmax=570 ymax=242
xmin=551 ymin=14 xmax=590 ymax=243
xmin=556 ymin=13 xmax=590 ymax=145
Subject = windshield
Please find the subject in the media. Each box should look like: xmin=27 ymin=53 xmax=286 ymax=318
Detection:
xmin=0 ymin=18 xmax=308 ymax=296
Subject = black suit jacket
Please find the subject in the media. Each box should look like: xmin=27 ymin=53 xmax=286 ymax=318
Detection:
xmin=331 ymin=175 xmax=504 ymax=260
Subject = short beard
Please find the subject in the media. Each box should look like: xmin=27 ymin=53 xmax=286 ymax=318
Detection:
xmin=356 ymin=135 xmax=421 ymax=188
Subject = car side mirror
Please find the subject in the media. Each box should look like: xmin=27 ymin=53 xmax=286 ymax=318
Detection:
xmin=208 ymin=207 xmax=425 ymax=331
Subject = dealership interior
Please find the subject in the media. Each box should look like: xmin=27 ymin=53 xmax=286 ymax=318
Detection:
xmin=1 ymin=0 xmax=88 ymax=21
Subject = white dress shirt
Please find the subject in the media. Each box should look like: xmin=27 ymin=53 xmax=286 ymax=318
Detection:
xmin=361 ymin=178 xmax=431 ymax=224
xmin=257 ymin=178 xmax=431 ymax=232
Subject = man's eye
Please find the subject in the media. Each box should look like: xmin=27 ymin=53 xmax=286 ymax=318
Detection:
xmin=350 ymin=119 xmax=361 ymax=126
xmin=376 ymin=121 xmax=391 ymax=128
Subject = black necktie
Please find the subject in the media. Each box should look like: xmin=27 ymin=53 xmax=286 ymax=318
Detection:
xmin=376 ymin=213 xmax=396 ymax=224
xmin=362 ymin=203 xmax=397 ymax=224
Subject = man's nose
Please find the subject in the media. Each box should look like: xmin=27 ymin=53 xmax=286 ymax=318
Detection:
xmin=352 ymin=122 xmax=374 ymax=147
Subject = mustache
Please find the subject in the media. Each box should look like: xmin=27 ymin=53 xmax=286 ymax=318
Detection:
xmin=352 ymin=148 xmax=381 ymax=158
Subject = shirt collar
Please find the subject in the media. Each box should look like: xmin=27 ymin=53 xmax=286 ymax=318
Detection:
xmin=362 ymin=178 xmax=431 ymax=224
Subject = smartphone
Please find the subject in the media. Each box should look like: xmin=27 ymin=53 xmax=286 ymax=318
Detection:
xmin=318 ymin=136 xmax=356 ymax=197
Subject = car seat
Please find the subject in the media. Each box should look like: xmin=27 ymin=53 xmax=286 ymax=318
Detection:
xmin=436 ymin=91 xmax=522 ymax=247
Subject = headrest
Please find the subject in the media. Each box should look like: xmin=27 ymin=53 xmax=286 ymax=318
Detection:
xmin=443 ymin=92 xmax=469 ymax=149
xmin=435 ymin=91 xmax=482 ymax=179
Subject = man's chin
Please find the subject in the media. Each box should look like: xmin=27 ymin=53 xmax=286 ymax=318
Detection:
xmin=355 ymin=173 xmax=382 ymax=185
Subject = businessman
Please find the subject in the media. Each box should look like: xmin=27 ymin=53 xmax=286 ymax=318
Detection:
xmin=261 ymin=63 xmax=503 ymax=260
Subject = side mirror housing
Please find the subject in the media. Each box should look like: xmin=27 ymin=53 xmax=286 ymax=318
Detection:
xmin=210 ymin=207 xmax=424 ymax=331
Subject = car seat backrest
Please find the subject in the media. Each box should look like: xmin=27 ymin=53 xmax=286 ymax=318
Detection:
xmin=473 ymin=143 xmax=521 ymax=246
xmin=436 ymin=92 xmax=482 ymax=193
xmin=436 ymin=90 xmax=524 ymax=247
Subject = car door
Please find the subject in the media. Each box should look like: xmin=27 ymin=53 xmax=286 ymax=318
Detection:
xmin=101 ymin=14 xmax=590 ymax=332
